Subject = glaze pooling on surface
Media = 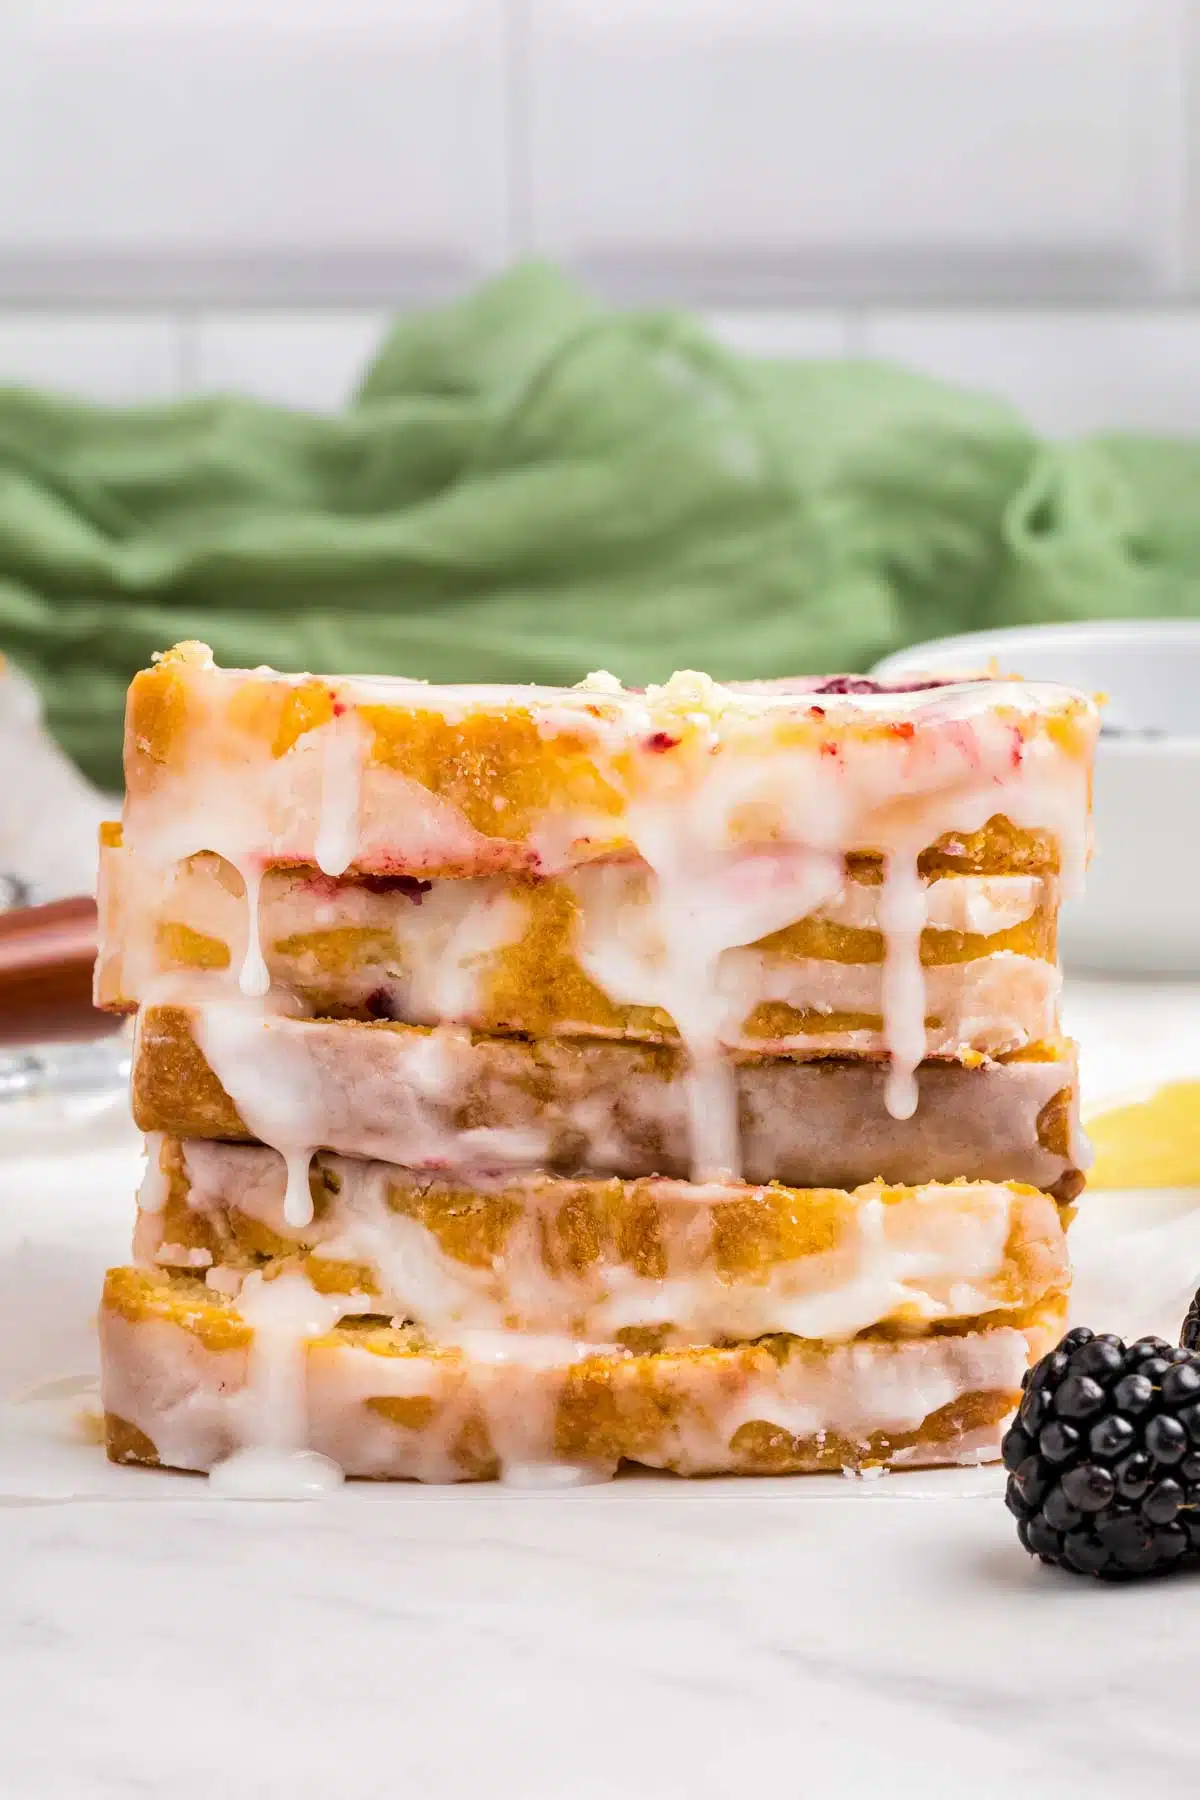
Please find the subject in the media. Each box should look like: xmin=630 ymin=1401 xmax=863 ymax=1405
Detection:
xmin=207 ymin=1269 xmax=355 ymax=1498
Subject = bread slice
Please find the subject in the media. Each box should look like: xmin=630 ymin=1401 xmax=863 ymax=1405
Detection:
xmin=138 ymin=1139 xmax=1071 ymax=1347
xmin=99 ymin=837 xmax=1061 ymax=1059
xmin=122 ymin=642 xmax=1096 ymax=881
xmin=130 ymin=1005 xmax=1084 ymax=1201
xmin=100 ymin=1266 xmax=1067 ymax=1481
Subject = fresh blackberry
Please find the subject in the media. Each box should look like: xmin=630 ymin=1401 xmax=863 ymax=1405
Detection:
xmin=1003 ymin=1325 xmax=1200 ymax=1579
xmin=1182 ymin=1289 xmax=1200 ymax=1353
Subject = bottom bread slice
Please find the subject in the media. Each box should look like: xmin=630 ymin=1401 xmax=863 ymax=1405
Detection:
xmin=100 ymin=1267 xmax=1066 ymax=1482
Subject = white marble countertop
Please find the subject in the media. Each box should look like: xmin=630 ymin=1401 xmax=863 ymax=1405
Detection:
xmin=4 ymin=979 xmax=1200 ymax=1799
xmin=8 ymin=1474 xmax=1199 ymax=1800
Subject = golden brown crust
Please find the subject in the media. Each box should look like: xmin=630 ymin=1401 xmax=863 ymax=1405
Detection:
xmin=143 ymin=1145 xmax=1070 ymax=1337
xmin=100 ymin=1268 xmax=1068 ymax=1479
xmin=102 ymin=1265 xmax=253 ymax=1351
xmin=100 ymin=1268 xmax=1068 ymax=1364
xmin=132 ymin=1006 xmax=249 ymax=1138
xmin=131 ymin=1005 xmax=1074 ymax=1143
xmin=98 ymin=845 xmax=1057 ymax=1033
xmin=130 ymin=1006 xmax=1083 ymax=1197
xmin=123 ymin=648 xmax=1096 ymax=877
xmin=131 ymin=1008 xmax=1086 ymax=1202
xmin=104 ymin=1414 xmax=162 ymax=1467
xmin=718 ymin=1390 xmax=1016 ymax=1476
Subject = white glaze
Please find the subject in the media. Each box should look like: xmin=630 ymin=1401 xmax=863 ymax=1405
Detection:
xmin=98 ymin=844 xmax=1048 ymax=1006
xmin=499 ymin=1461 xmax=612 ymax=1489
xmin=137 ymin=1133 xmax=169 ymax=1215
xmin=532 ymin=675 xmax=1089 ymax=1157
xmin=207 ymin=1269 xmax=363 ymax=1499
xmin=401 ymin=882 xmax=528 ymax=1023
xmin=313 ymin=712 xmax=364 ymax=881
xmin=100 ymin=847 xmax=1057 ymax=1059
xmin=121 ymin=655 xmax=1094 ymax=1173
xmin=235 ymin=860 xmax=270 ymax=998
xmin=150 ymin=1146 xmax=1055 ymax=1347
xmin=567 ymin=844 xmax=844 ymax=1177
xmin=135 ymin=1005 xmax=1084 ymax=1194
xmin=194 ymin=1003 xmax=325 ymax=1229
xmin=17 ymin=973 xmax=1200 ymax=1800
xmin=206 ymin=1444 xmax=344 ymax=1499
xmin=98 ymin=1299 xmax=1040 ymax=1482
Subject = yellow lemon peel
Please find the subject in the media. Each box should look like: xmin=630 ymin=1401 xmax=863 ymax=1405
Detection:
xmin=1086 ymin=1081 xmax=1200 ymax=1190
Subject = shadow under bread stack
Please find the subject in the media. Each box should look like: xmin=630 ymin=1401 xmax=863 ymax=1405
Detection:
xmin=93 ymin=643 xmax=1097 ymax=1487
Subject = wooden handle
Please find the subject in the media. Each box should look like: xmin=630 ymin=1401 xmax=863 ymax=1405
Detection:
xmin=0 ymin=897 xmax=123 ymax=1046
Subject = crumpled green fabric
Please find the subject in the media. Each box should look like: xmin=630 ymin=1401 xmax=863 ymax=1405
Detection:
xmin=1 ymin=262 xmax=1197 ymax=791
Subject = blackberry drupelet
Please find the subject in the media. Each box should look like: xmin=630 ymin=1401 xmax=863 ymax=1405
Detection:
xmin=1003 ymin=1325 xmax=1200 ymax=1579
xmin=1182 ymin=1289 xmax=1200 ymax=1353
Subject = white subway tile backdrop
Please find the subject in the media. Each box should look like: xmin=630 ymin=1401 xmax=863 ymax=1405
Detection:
xmin=0 ymin=0 xmax=1199 ymax=433
xmin=0 ymin=2 xmax=510 ymax=301
xmin=188 ymin=313 xmax=388 ymax=410
xmin=704 ymin=314 xmax=850 ymax=359
xmin=862 ymin=312 xmax=1200 ymax=437
xmin=524 ymin=0 xmax=1187 ymax=302
xmin=0 ymin=315 xmax=179 ymax=401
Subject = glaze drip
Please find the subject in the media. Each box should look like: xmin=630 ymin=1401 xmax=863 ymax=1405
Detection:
xmin=208 ymin=1268 xmax=357 ymax=1499
xmin=879 ymin=852 xmax=929 ymax=1120
xmin=234 ymin=860 xmax=269 ymax=998
xmin=313 ymin=709 xmax=362 ymax=880
xmin=195 ymin=1002 xmax=320 ymax=1230
xmin=137 ymin=1132 xmax=169 ymax=1215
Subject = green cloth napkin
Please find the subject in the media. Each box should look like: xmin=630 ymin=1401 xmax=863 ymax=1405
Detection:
xmin=2 ymin=262 xmax=1198 ymax=791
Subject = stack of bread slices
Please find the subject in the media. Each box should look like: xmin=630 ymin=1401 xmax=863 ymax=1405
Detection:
xmin=93 ymin=644 xmax=1095 ymax=1486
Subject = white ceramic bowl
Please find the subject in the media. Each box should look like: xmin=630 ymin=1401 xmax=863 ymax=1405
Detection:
xmin=872 ymin=620 xmax=1200 ymax=975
